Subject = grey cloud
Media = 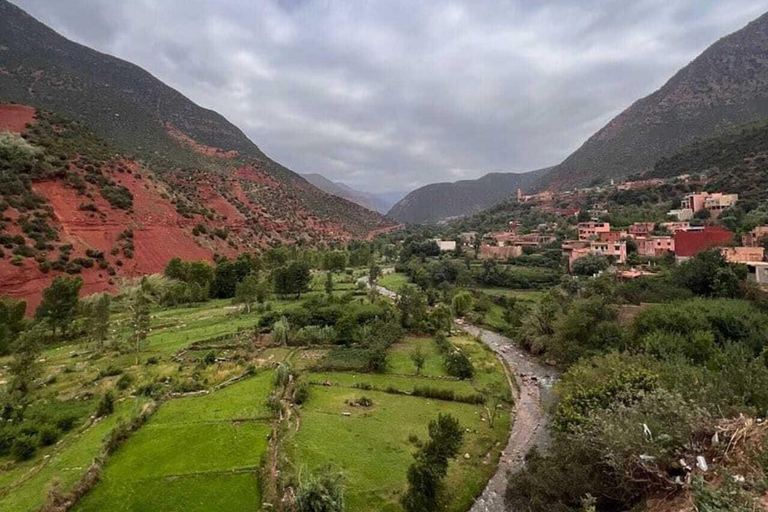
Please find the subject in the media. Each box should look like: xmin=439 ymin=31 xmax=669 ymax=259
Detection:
xmin=12 ymin=0 xmax=768 ymax=194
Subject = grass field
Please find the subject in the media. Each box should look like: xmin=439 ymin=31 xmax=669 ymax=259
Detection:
xmin=74 ymin=371 xmax=274 ymax=512
xmin=290 ymin=335 xmax=512 ymax=512
xmin=378 ymin=272 xmax=411 ymax=292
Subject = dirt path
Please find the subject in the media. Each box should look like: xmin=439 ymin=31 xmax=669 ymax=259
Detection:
xmin=365 ymin=276 xmax=558 ymax=511
xmin=459 ymin=322 xmax=558 ymax=512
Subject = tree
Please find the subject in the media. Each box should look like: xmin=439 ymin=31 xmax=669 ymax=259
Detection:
xmin=274 ymin=261 xmax=311 ymax=299
xmin=273 ymin=316 xmax=291 ymax=346
xmin=674 ymin=249 xmax=747 ymax=298
xmin=411 ymin=346 xmax=426 ymax=375
xmin=0 ymin=297 xmax=26 ymax=356
xmin=296 ymin=466 xmax=345 ymax=512
xmin=402 ymin=414 xmax=463 ymax=512
xmin=324 ymin=272 xmax=334 ymax=295
xmin=36 ymin=277 xmax=83 ymax=338
xmin=369 ymin=262 xmax=381 ymax=285
xmin=234 ymin=272 xmax=260 ymax=313
xmin=129 ymin=278 xmax=151 ymax=357
xmin=9 ymin=322 xmax=46 ymax=394
xmin=397 ymin=286 xmax=428 ymax=331
xmin=571 ymin=255 xmax=610 ymax=276
xmin=323 ymin=251 xmax=347 ymax=273
xmin=89 ymin=294 xmax=111 ymax=347
xmin=211 ymin=255 xmax=255 ymax=298
xmin=451 ymin=291 xmax=474 ymax=317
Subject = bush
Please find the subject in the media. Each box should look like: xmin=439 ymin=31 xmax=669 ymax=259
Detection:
xmin=116 ymin=374 xmax=133 ymax=391
xmin=38 ymin=425 xmax=61 ymax=446
xmin=444 ymin=350 xmax=474 ymax=380
xmin=96 ymin=391 xmax=115 ymax=417
xmin=296 ymin=466 xmax=346 ymax=512
xmin=11 ymin=435 xmax=36 ymax=462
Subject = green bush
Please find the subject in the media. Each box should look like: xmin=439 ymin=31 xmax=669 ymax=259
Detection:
xmin=11 ymin=435 xmax=36 ymax=462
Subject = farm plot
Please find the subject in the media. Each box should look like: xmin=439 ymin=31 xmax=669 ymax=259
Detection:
xmin=74 ymin=371 xmax=274 ymax=512
xmin=291 ymin=335 xmax=512 ymax=512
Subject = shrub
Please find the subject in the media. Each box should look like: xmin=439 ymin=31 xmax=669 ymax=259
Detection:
xmin=294 ymin=382 xmax=311 ymax=405
xmin=116 ymin=374 xmax=133 ymax=390
xmin=96 ymin=391 xmax=115 ymax=417
xmin=444 ymin=350 xmax=474 ymax=380
xmin=11 ymin=435 xmax=36 ymax=462
xmin=296 ymin=466 xmax=346 ymax=512
xmin=38 ymin=425 xmax=61 ymax=446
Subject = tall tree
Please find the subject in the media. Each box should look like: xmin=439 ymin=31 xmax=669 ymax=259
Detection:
xmin=234 ymin=272 xmax=260 ymax=313
xmin=324 ymin=272 xmax=334 ymax=296
xmin=273 ymin=261 xmax=311 ymax=299
xmin=35 ymin=277 xmax=83 ymax=338
xmin=129 ymin=278 xmax=151 ymax=358
xmin=0 ymin=297 xmax=26 ymax=356
xmin=9 ymin=322 xmax=46 ymax=394
xmin=89 ymin=294 xmax=111 ymax=348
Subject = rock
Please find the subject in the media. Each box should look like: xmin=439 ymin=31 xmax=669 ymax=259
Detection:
xmin=341 ymin=412 xmax=351 ymax=417
xmin=696 ymin=455 xmax=708 ymax=472
xmin=464 ymin=453 xmax=470 ymax=459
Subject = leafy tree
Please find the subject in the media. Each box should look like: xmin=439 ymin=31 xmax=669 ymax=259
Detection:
xmin=369 ymin=262 xmax=380 ymax=285
xmin=9 ymin=322 xmax=45 ymax=394
xmin=365 ymin=343 xmax=389 ymax=373
xmin=402 ymin=414 xmax=463 ymax=512
xmin=323 ymin=251 xmax=347 ymax=273
xmin=36 ymin=277 xmax=83 ymax=338
xmin=571 ymin=255 xmax=610 ymax=276
xmin=428 ymin=304 xmax=453 ymax=334
xmin=211 ymin=255 xmax=256 ymax=298
xmin=397 ymin=286 xmax=428 ymax=331
xmin=0 ymin=297 xmax=26 ymax=356
xmin=274 ymin=261 xmax=311 ymax=299
xmin=234 ymin=272 xmax=260 ymax=313
xmin=451 ymin=291 xmax=474 ymax=317
xmin=324 ymin=272 xmax=334 ymax=295
xmin=411 ymin=346 xmax=426 ymax=375
xmin=273 ymin=316 xmax=291 ymax=346
xmin=674 ymin=250 xmax=747 ymax=298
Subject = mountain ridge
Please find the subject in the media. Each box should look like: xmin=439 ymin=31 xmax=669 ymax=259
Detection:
xmin=301 ymin=173 xmax=394 ymax=214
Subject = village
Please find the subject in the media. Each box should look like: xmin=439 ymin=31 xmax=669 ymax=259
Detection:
xmin=438 ymin=177 xmax=768 ymax=286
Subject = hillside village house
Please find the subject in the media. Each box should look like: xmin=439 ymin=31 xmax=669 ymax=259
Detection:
xmin=578 ymin=222 xmax=611 ymax=241
xmin=674 ymin=225 xmax=734 ymax=261
xmin=598 ymin=231 xmax=628 ymax=243
xmin=637 ymin=236 xmax=675 ymax=257
xmin=562 ymin=240 xmax=627 ymax=269
xmin=721 ymin=246 xmax=766 ymax=264
xmin=629 ymin=222 xmax=656 ymax=237
xmin=478 ymin=245 xmax=523 ymax=260
xmin=669 ymin=192 xmax=739 ymax=221
xmin=436 ymin=240 xmax=457 ymax=252
xmin=746 ymin=262 xmax=768 ymax=287
xmin=661 ymin=221 xmax=691 ymax=233
xmin=743 ymin=226 xmax=768 ymax=247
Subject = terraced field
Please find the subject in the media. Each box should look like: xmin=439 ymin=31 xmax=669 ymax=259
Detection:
xmin=75 ymin=371 xmax=274 ymax=512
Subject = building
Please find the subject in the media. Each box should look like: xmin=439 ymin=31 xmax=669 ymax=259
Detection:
xmin=628 ymin=222 xmax=656 ymax=238
xmin=668 ymin=209 xmax=694 ymax=221
xmin=578 ymin=222 xmax=611 ymax=241
xmin=677 ymin=192 xmax=739 ymax=219
xmin=617 ymin=178 xmax=665 ymax=190
xmin=436 ymin=240 xmax=457 ymax=252
xmin=721 ymin=246 xmax=765 ymax=264
xmin=743 ymin=226 xmax=768 ymax=247
xmin=562 ymin=240 xmax=627 ymax=269
xmin=478 ymin=245 xmax=523 ymax=260
xmin=598 ymin=231 xmax=628 ymax=243
xmin=485 ymin=232 xmax=517 ymax=246
xmin=746 ymin=262 xmax=768 ymax=287
xmin=660 ymin=222 xmax=690 ymax=234
xmin=674 ymin=226 xmax=734 ymax=260
xmin=637 ymin=236 xmax=675 ymax=257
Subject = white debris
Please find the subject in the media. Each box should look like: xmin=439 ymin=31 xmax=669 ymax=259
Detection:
xmin=696 ymin=456 xmax=708 ymax=472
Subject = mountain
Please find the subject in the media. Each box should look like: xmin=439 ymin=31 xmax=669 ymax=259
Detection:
xmin=539 ymin=11 xmax=768 ymax=191
xmin=388 ymin=168 xmax=550 ymax=225
xmin=301 ymin=173 xmax=393 ymax=214
xmin=0 ymin=0 xmax=395 ymax=309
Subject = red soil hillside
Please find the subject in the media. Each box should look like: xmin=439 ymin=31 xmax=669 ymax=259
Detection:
xmin=0 ymin=103 xmax=35 ymax=133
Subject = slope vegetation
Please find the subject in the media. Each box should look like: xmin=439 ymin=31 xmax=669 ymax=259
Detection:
xmin=540 ymin=11 xmax=768 ymax=190
xmin=388 ymin=169 xmax=549 ymax=225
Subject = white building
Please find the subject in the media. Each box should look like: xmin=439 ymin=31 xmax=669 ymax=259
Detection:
xmin=437 ymin=240 xmax=457 ymax=252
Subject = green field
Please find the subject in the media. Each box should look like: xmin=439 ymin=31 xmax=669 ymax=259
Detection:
xmin=378 ymin=272 xmax=412 ymax=292
xmin=290 ymin=335 xmax=511 ymax=512
xmin=74 ymin=371 xmax=274 ymax=512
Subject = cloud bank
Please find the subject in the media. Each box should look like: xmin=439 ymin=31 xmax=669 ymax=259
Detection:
xmin=13 ymin=0 xmax=768 ymax=193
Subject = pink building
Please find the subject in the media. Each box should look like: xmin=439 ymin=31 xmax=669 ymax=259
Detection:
xmin=721 ymin=247 xmax=765 ymax=263
xmin=599 ymin=231 xmax=628 ymax=243
xmin=478 ymin=245 xmax=523 ymax=260
xmin=628 ymin=222 xmax=656 ymax=237
xmin=578 ymin=222 xmax=611 ymax=241
xmin=661 ymin=222 xmax=690 ymax=234
xmin=743 ymin=226 xmax=768 ymax=247
xmin=562 ymin=240 xmax=627 ymax=269
xmin=637 ymin=236 xmax=675 ymax=257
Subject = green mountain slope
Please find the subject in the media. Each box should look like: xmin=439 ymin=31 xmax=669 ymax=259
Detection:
xmin=539 ymin=11 xmax=768 ymax=190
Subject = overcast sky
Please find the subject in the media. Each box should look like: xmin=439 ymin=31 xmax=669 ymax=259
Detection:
xmin=13 ymin=0 xmax=768 ymax=194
